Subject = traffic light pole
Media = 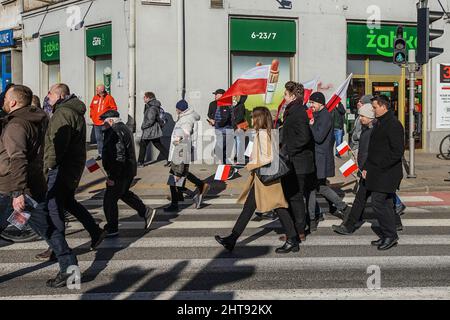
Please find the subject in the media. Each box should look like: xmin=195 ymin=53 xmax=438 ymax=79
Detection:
xmin=407 ymin=50 xmax=417 ymax=179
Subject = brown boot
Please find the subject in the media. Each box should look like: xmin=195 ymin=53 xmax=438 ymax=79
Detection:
xmin=35 ymin=248 xmax=56 ymax=262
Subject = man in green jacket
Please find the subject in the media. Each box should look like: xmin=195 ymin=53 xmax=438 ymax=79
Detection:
xmin=35 ymin=83 xmax=106 ymax=270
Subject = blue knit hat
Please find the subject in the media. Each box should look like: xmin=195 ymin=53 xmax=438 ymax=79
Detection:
xmin=176 ymin=99 xmax=189 ymax=112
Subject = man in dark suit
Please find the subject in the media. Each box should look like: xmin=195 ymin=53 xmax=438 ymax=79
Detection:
xmin=362 ymin=95 xmax=405 ymax=251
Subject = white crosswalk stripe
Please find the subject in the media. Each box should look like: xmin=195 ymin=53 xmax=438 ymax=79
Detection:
xmin=1 ymin=196 xmax=450 ymax=300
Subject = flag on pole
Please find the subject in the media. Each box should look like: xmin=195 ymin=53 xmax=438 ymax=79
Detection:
xmin=218 ymin=65 xmax=271 ymax=106
xmin=86 ymin=158 xmax=100 ymax=173
xmin=339 ymin=159 xmax=358 ymax=178
xmin=303 ymin=77 xmax=320 ymax=105
xmin=336 ymin=141 xmax=351 ymax=156
xmin=215 ymin=165 xmax=232 ymax=181
xmin=326 ymin=73 xmax=353 ymax=112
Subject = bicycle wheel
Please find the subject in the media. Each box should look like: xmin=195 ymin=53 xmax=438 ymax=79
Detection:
xmin=439 ymin=134 xmax=450 ymax=160
xmin=0 ymin=224 xmax=41 ymax=243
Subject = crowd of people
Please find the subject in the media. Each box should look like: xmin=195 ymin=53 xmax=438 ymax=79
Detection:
xmin=0 ymin=78 xmax=407 ymax=288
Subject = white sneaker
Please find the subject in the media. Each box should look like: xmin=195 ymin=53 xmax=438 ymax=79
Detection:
xmin=144 ymin=207 xmax=157 ymax=230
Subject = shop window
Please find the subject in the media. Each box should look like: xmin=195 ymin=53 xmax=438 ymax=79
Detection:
xmin=369 ymin=58 xmax=401 ymax=75
xmin=347 ymin=57 xmax=365 ymax=75
xmin=94 ymin=55 xmax=112 ymax=93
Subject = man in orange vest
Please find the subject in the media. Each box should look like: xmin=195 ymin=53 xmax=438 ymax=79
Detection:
xmin=90 ymin=84 xmax=117 ymax=160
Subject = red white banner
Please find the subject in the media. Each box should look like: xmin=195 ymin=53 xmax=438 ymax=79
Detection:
xmin=326 ymin=73 xmax=353 ymax=112
xmin=339 ymin=159 xmax=358 ymax=178
xmin=218 ymin=65 xmax=271 ymax=106
xmin=336 ymin=141 xmax=351 ymax=156
xmin=86 ymin=158 xmax=100 ymax=173
xmin=303 ymin=77 xmax=319 ymax=105
xmin=215 ymin=165 xmax=232 ymax=181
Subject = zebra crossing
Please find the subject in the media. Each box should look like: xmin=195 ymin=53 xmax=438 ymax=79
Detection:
xmin=1 ymin=194 xmax=450 ymax=300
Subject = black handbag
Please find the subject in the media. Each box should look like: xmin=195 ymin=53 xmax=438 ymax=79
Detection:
xmin=254 ymin=134 xmax=291 ymax=184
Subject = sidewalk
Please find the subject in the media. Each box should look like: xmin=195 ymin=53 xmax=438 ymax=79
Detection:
xmin=77 ymin=150 xmax=450 ymax=198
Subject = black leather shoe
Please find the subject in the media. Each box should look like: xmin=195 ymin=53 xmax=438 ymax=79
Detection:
xmin=215 ymin=235 xmax=237 ymax=252
xmin=396 ymin=223 xmax=404 ymax=232
xmin=275 ymin=239 xmax=300 ymax=254
xmin=330 ymin=207 xmax=347 ymax=220
xmin=255 ymin=211 xmax=277 ymax=220
xmin=378 ymin=237 xmax=399 ymax=251
xmin=332 ymin=224 xmax=354 ymax=235
xmin=91 ymin=229 xmax=107 ymax=250
xmin=371 ymin=238 xmax=384 ymax=246
xmin=46 ymin=272 xmax=72 ymax=288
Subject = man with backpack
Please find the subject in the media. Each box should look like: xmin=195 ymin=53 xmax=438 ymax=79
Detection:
xmin=138 ymin=92 xmax=170 ymax=167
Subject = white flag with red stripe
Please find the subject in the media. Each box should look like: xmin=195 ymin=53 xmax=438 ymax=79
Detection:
xmin=339 ymin=159 xmax=358 ymax=178
xmin=218 ymin=65 xmax=271 ymax=106
xmin=303 ymin=77 xmax=319 ymax=105
xmin=215 ymin=165 xmax=232 ymax=181
xmin=336 ymin=141 xmax=351 ymax=156
xmin=326 ymin=73 xmax=353 ymax=112
xmin=86 ymin=158 xmax=100 ymax=173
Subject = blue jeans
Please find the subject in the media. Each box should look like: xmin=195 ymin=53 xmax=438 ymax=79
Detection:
xmin=334 ymin=129 xmax=344 ymax=154
xmin=0 ymin=194 xmax=78 ymax=273
xmin=94 ymin=125 xmax=104 ymax=156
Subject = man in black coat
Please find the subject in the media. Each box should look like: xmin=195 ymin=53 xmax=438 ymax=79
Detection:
xmin=362 ymin=95 xmax=405 ymax=251
xmin=101 ymin=110 xmax=156 ymax=237
xmin=308 ymin=92 xmax=348 ymax=219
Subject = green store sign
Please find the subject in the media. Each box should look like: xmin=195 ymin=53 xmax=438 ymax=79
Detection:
xmin=41 ymin=34 xmax=60 ymax=62
xmin=86 ymin=24 xmax=112 ymax=57
xmin=348 ymin=24 xmax=417 ymax=57
xmin=230 ymin=18 xmax=296 ymax=53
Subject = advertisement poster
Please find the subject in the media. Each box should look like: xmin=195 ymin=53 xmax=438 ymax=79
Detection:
xmin=436 ymin=64 xmax=450 ymax=129
xmin=231 ymin=55 xmax=292 ymax=111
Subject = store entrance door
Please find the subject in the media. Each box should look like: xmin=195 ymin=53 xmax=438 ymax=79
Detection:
xmin=370 ymin=78 xmax=402 ymax=119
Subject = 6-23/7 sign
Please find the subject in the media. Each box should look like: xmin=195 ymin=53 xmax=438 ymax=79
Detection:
xmin=231 ymin=18 xmax=296 ymax=53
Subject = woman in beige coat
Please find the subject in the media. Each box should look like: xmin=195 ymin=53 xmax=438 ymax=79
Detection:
xmin=215 ymin=107 xmax=300 ymax=254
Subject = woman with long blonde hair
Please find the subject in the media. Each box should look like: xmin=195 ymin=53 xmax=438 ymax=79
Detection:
xmin=215 ymin=106 xmax=300 ymax=254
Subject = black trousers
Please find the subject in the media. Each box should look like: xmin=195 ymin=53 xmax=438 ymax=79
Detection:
xmin=138 ymin=138 xmax=169 ymax=164
xmin=371 ymin=191 xmax=398 ymax=239
xmin=232 ymin=186 xmax=297 ymax=240
xmin=104 ymin=175 xmax=146 ymax=233
xmin=345 ymin=180 xmax=401 ymax=237
xmin=282 ymin=173 xmax=307 ymax=235
xmin=47 ymin=168 xmax=101 ymax=239
xmin=170 ymin=172 xmax=204 ymax=205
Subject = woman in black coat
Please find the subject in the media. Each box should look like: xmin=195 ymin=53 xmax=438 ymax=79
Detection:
xmin=280 ymin=81 xmax=315 ymax=241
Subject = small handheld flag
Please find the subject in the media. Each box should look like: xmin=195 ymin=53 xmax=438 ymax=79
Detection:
xmin=215 ymin=165 xmax=232 ymax=181
xmin=336 ymin=141 xmax=351 ymax=156
xmin=86 ymin=158 xmax=100 ymax=173
xmin=339 ymin=159 xmax=358 ymax=178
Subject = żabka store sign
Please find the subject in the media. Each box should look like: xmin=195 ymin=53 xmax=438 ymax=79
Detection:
xmin=348 ymin=24 xmax=417 ymax=57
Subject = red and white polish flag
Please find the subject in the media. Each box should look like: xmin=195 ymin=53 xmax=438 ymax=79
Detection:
xmin=303 ymin=77 xmax=320 ymax=105
xmin=336 ymin=141 xmax=351 ymax=156
xmin=339 ymin=159 xmax=358 ymax=178
xmin=218 ymin=65 xmax=271 ymax=107
xmin=215 ymin=165 xmax=232 ymax=181
xmin=326 ymin=73 xmax=353 ymax=112
xmin=86 ymin=158 xmax=100 ymax=173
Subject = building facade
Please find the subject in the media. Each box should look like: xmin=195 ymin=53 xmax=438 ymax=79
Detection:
xmin=16 ymin=0 xmax=450 ymax=153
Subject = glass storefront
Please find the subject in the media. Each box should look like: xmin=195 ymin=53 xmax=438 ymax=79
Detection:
xmin=229 ymin=18 xmax=296 ymax=113
xmin=86 ymin=24 xmax=113 ymax=94
xmin=0 ymin=52 xmax=12 ymax=92
xmin=346 ymin=23 xmax=425 ymax=149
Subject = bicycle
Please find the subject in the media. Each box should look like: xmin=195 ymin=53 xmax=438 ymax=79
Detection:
xmin=439 ymin=134 xmax=450 ymax=160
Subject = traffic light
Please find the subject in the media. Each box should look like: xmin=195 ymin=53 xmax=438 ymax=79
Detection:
xmin=393 ymin=26 xmax=407 ymax=65
xmin=417 ymin=7 xmax=445 ymax=65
